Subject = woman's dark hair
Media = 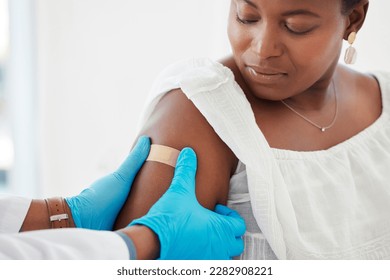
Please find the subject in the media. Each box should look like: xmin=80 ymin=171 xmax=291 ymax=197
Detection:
xmin=342 ymin=0 xmax=363 ymax=14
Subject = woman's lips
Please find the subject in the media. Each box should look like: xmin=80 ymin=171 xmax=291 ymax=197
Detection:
xmin=246 ymin=66 xmax=287 ymax=83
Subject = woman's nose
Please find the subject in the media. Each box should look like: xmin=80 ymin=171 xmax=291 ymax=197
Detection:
xmin=251 ymin=24 xmax=283 ymax=59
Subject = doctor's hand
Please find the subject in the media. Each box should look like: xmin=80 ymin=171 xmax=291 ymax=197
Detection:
xmin=128 ymin=148 xmax=246 ymax=260
xmin=65 ymin=136 xmax=150 ymax=230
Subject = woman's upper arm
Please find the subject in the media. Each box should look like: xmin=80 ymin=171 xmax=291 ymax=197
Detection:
xmin=114 ymin=89 xmax=237 ymax=229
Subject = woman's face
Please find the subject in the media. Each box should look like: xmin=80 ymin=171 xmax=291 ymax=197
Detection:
xmin=228 ymin=0 xmax=348 ymax=100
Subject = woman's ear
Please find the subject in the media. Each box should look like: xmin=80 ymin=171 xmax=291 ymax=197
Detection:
xmin=344 ymin=0 xmax=369 ymax=40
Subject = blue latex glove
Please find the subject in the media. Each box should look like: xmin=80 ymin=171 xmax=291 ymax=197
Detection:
xmin=130 ymin=148 xmax=246 ymax=260
xmin=65 ymin=136 xmax=150 ymax=230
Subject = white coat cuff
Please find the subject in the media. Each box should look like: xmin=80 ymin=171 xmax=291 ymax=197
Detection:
xmin=0 ymin=195 xmax=32 ymax=233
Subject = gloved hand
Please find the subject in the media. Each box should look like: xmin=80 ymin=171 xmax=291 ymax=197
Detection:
xmin=130 ymin=148 xmax=246 ymax=260
xmin=65 ymin=136 xmax=150 ymax=230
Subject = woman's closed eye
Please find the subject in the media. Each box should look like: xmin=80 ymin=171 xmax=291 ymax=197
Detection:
xmin=285 ymin=22 xmax=319 ymax=35
xmin=236 ymin=13 xmax=319 ymax=36
xmin=236 ymin=13 xmax=259 ymax=24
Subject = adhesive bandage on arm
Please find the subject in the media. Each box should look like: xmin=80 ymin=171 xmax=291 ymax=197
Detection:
xmin=146 ymin=144 xmax=181 ymax=167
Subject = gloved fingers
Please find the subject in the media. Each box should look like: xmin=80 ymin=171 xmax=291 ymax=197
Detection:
xmin=229 ymin=236 xmax=245 ymax=258
xmin=168 ymin=147 xmax=197 ymax=195
xmin=115 ymin=136 xmax=151 ymax=182
xmin=214 ymin=204 xmax=238 ymax=216
xmin=214 ymin=204 xmax=246 ymax=237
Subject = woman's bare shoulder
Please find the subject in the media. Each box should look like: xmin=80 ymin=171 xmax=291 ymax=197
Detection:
xmin=141 ymin=88 xmax=238 ymax=179
xmin=144 ymin=88 xmax=238 ymax=203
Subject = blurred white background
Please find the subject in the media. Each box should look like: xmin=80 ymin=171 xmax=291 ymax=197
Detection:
xmin=0 ymin=0 xmax=389 ymax=198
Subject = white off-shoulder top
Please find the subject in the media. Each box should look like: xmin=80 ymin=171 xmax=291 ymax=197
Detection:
xmin=139 ymin=58 xmax=390 ymax=259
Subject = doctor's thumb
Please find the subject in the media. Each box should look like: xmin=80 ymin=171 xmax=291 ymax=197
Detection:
xmin=115 ymin=136 xmax=151 ymax=182
xmin=168 ymin=147 xmax=198 ymax=195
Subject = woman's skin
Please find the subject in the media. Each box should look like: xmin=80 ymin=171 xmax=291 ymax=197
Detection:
xmin=114 ymin=0 xmax=381 ymax=228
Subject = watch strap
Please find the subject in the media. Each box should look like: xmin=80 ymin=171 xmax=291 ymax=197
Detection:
xmin=45 ymin=197 xmax=70 ymax=229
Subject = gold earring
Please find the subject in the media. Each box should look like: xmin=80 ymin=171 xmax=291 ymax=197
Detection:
xmin=344 ymin=31 xmax=357 ymax=64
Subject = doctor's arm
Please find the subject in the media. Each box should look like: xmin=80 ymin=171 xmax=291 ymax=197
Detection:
xmin=0 ymin=148 xmax=245 ymax=260
xmin=17 ymin=136 xmax=151 ymax=233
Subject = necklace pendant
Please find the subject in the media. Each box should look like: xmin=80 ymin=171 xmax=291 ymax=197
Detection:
xmin=281 ymin=80 xmax=338 ymax=133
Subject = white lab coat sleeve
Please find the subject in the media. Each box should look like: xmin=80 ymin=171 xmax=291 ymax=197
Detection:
xmin=0 ymin=228 xmax=131 ymax=259
xmin=0 ymin=194 xmax=32 ymax=233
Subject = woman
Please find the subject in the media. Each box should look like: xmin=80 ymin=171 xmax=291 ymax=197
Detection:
xmin=115 ymin=0 xmax=390 ymax=259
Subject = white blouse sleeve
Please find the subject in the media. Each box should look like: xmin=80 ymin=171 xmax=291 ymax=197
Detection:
xmin=0 ymin=194 xmax=32 ymax=233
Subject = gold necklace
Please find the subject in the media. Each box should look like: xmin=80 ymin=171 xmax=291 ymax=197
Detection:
xmin=280 ymin=81 xmax=338 ymax=132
